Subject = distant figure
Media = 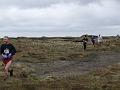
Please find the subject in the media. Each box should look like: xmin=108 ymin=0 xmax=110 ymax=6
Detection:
xmin=82 ymin=35 xmax=88 ymax=51
xmin=91 ymin=36 xmax=96 ymax=47
xmin=98 ymin=34 xmax=103 ymax=46
xmin=0 ymin=36 xmax=16 ymax=80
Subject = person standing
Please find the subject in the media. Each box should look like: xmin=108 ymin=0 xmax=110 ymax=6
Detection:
xmin=98 ymin=34 xmax=103 ymax=46
xmin=0 ymin=36 xmax=16 ymax=80
xmin=82 ymin=35 xmax=88 ymax=51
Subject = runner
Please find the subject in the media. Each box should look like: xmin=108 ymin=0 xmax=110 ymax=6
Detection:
xmin=91 ymin=36 xmax=96 ymax=47
xmin=82 ymin=35 xmax=88 ymax=51
xmin=0 ymin=36 xmax=16 ymax=80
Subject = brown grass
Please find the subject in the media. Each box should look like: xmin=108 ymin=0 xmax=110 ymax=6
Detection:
xmin=0 ymin=37 xmax=120 ymax=90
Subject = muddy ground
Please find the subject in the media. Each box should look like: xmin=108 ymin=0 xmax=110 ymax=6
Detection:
xmin=13 ymin=51 xmax=120 ymax=78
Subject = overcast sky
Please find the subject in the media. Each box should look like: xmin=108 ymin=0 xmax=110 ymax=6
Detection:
xmin=0 ymin=0 xmax=120 ymax=37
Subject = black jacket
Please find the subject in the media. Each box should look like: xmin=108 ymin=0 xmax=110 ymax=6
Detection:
xmin=0 ymin=43 xmax=16 ymax=56
xmin=82 ymin=37 xmax=88 ymax=43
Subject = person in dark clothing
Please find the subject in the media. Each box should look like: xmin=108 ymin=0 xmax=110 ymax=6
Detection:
xmin=82 ymin=35 xmax=88 ymax=51
xmin=91 ymin=36 xmax=96 ymax=47
xmin=0 ymin=36 xmax=16 ymax=80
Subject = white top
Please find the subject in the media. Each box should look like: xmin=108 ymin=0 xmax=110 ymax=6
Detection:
xmin=98 ymin=36 xmax=102 ymax=42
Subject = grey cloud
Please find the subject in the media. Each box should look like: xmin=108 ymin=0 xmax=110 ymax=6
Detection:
xmin=0 ymin=0 xmax=101 ymax=8
xmin=0 ymin=0 xmax=119 ymax=8
xmin=0 ymin=0 xmax=73 ymax=8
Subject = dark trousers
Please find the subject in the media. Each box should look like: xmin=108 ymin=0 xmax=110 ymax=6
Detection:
xmin=83 ymin=42 xmax=87 ymax=50
xmin=92 ymin=40 xmax=95 ymax=47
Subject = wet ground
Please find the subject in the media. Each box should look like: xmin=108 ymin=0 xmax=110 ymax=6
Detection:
xmin=13 ymin=51 xmax=120 ymax=78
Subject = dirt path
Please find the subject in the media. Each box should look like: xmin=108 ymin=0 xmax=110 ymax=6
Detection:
xmin=14 ymin=51 xmax=120 ymax=78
